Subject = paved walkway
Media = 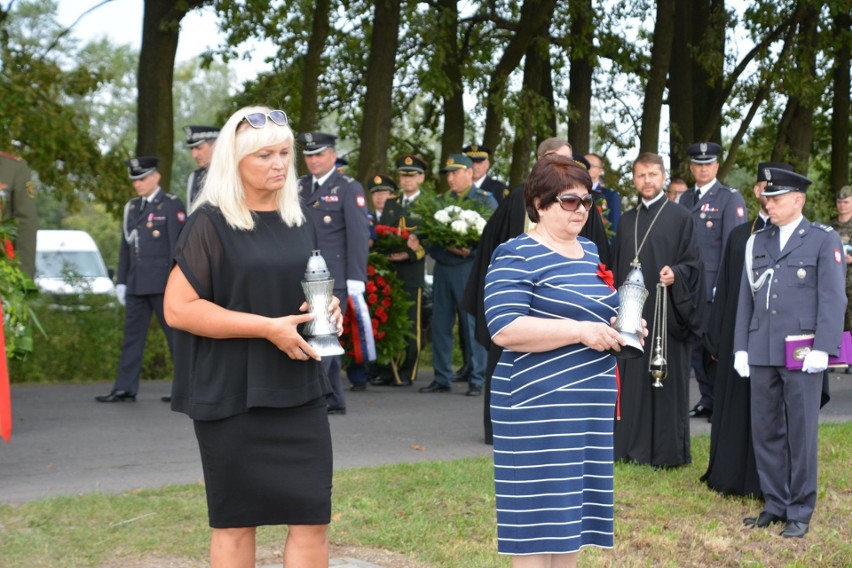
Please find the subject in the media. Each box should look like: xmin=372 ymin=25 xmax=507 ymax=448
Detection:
xmin=2 ymin=371 xmax=850 ymax=566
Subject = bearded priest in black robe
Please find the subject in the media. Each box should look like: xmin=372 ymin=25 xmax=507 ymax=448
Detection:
xmin=612 ymin=153 xmax=705 ymax=468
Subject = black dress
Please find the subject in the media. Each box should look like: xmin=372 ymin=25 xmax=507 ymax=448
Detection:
xmin=171 ymin=205 xmax=332 ymax=528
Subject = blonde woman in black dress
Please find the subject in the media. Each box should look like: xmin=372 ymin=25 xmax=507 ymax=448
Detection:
xmin=165 ymin=106 xmax=342 ymax=567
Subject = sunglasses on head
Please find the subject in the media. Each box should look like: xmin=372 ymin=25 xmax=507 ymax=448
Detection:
xmin=555 ymin=193 xmax=594 ymax=212
xmin=241 ymin=110 xmax=289 ymax=129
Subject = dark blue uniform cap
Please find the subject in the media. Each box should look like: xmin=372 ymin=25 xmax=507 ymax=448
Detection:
xmin=183 ymin=125 xmax=220 ymax=147
xmin=687 ymin=142 xmax=723 ymax=164
xmin=124 ymin=156 xmax=159 ymax=180
xmin=440 ymin=153 xmax=473 ymax=173
xmin=297 ymin=132 xmax=337 ymax=155
xmin=756 ymin=162 xmax=792 ymax=183
xmin=572 ymin=153 xmax=591 ymax=170
xmin=368 ymin=174 xmax=398 ymax=193
xmin=762 ymin=168 xmax=812 ymax=196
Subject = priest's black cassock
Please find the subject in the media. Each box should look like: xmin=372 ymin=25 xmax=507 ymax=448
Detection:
xmin=462 ymin=184 xmax=612 ymax=444
xmin=700 ymin=218 xmax=764 ymax=496
xmin=612 ymin=196 xmax=704 ymax=467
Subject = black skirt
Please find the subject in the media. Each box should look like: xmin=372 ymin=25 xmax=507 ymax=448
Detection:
xmin=193 ymin=397 xmax=332 ymax=528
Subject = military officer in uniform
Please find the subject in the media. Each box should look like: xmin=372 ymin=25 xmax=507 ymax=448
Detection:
xmin=463 ymin=144 xmax=509 ymax=205
xmin=297 ymin=132 xmax=370 ymax=415
xmin=680 ymin=141 xmax=747 ymax=419
xmin=96 ymin=157 xmax=187 ymax=402
xmin=734 ymin=168 xmax=846 ymax=538
xmin=183 ymin=125 xmax=219 ymax=208
xmin=830 ymin=185 xmax=852 ymax=335
xmin=0 ymin=151 xmax=38 ymax=277
xmin=420 ymin=154 xmax=497 ymax=396
xmin=370 ymin=157 xmax=428 ymax=386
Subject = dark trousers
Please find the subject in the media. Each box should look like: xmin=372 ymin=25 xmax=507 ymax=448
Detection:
xmin=692 ymin=302 xmax=714 ymax=409
xmin=114 ymin=293 xmax=173 ymax=394
xmin=750 ymin=365 xmax=822 ymax=523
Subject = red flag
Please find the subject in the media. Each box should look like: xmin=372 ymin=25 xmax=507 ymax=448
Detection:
xmin=0 ymin=302 xmax=12 ymax=442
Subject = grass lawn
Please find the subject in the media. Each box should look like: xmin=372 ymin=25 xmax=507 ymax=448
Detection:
xmin=1 ymin=424 xmax=850 ymax=567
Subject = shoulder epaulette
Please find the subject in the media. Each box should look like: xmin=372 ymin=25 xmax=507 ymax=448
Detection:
xmin=342 ymin=175 xmax=355 ymax=183
xmin=475 ymin=188 xmax=491 ymax=197
xmin=0 ymin=151 xmax=24 ymax=162
xmin=812 ymin=222 xmax=833 ymax=232
xmin=727 ymin=187 xmax=740 ymax=193
xmin=166 ymin=194 xmax=178 ymax=200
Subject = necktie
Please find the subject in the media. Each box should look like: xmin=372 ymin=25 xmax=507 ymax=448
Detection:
xmin=402 ymin=197 xmax=409 ymax=208
xmin=313 ymin=181 xmax=320 ymax=193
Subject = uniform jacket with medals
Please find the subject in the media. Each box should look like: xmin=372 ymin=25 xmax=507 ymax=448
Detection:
xmin=118 ymin=189 xmax=187 ymax=295
xmin=379 ymin=195 xmax=426 ymax=289
xmin=734 ymin=219 xmax=846 ymax=366
xmin=299 ymin=169 xmax=370 ymax=288
xmin=680 ymin=180 xmax=746 ymax=295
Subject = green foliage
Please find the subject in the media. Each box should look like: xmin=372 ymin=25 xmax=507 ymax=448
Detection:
xmin=0 ymin=219 xmax=40 ymax=360
xmin=8 ymin=294 xmax=172 ymax=384
xmin=410 ymin=192 xmax=493 ymax=249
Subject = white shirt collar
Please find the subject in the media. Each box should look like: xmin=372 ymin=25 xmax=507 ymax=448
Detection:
xmin=641 ymin=191 xmax=666 ymax=208
xmin=777 ymin=215 xmax=804 ymax=249
xmin=697 ymin=179 xmax=717 ymax=199
xmin=313 ymin=169 xmax=335 ymax=188
xmin=473 ymin=176 xmax=485 ymax=189
xmin=146 ymin=187 xmax=162 ymax=203
xmin=402 ymin=190 xmax=420 ymax=202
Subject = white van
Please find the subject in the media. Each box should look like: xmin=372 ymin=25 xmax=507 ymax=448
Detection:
xmin=35 ymin=230 xmax=116 ymax=296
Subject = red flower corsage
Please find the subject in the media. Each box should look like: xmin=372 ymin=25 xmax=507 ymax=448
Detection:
xmin=597 ymin=263 xmax=615 ymax=291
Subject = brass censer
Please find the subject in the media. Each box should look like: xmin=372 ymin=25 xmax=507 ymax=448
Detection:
xmin=649 ymin=282 xmax=668 ymax=388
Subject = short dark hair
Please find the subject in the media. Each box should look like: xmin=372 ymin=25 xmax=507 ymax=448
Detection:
xmin=632 ymin=152 xmax=665 ymax=173
xmin=669 ymin=177 xmax=687 ymax=187
xmin=524 ymin=154 xmax=592 ymax=223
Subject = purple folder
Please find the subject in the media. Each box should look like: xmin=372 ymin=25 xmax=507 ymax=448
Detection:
xmin=784 ymin=331 xmax=852 ymax=370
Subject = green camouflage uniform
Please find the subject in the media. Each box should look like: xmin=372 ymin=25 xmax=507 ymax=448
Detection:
xmin=830 ymin=215 xmax=852 ymax=331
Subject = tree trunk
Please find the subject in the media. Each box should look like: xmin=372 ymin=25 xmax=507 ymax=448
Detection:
xmin=772 ymin=5 xmax=819 ymax=172
xmin=298 ymin=0 xmax=331 ymax=134
xmin=639 ymin=0 xmax=675 ymax=153
xmin=567 ymin=0 xmax=593 ymax=154
xmin=509 ymin=23 xmax=550 ymax=186
xmin=830 ymin=10 xmax=851 ymax=193
xmin=357 ymin=0 xmax=401 ymax=185
xmin=137 ymin=0 xmax=206 ymax=191
xmin=668 ymin=0 xmax=696 ymax=175
xmin=437 ymin=0 xmax=465 ymax=190
xmin=481 ymin=0 xmax=557 ymax=154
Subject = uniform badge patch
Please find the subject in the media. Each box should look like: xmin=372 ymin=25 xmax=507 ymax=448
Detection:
xmin=835 ymin=249 xmax=842 ymax=264
xmin=736 ymin=206 xmax=744 ymax=218
xmin=177 ymin=211 xmax=186 ymax=222
xmin=356 ymin=195 xmax=366 ymax=208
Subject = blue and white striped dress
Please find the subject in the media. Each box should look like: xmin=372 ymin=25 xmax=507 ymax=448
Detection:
xmin=484 ymin=234 xmax=619 ymax=555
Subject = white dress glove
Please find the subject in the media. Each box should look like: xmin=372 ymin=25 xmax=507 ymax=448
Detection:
xmin=802 ymin=350 xmax=828 ymax=374
xmin=346 ymin=279 xmax=366 ymax=296
xmin=115 ymin=284 xmax=127 ymax=306
xmin=733 ymin=351 xmax=750 ymax=378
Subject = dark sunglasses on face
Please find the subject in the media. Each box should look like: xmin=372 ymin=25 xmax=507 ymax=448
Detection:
xmin=555 ymin=193 xmax=594 ymax=212
xmin=241 ymin=110 xmax=289 ymax=129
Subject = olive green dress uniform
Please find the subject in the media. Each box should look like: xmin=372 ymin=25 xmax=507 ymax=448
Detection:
xmin=0 ymin=151 xmax=38 ymax=278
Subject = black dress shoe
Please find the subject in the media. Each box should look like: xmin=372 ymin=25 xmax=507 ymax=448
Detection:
xmin=350 ymin=383 xmax=367 ymax=392
xmin=743 ymin=511 xmax=785 ymax=528
xmin=780 ymin=520 xmax=809 ymax=538
xmin=466 ymin=386 xmax=483 ymax=397
xmin=327 ymin=406 xmax=347 ymax=415
xmin=419 ymin=381 xmax=450 ymax=393
xmin=161 ymin=396 xmax=172 ymax=402
xmin=688 ymin=404 xmax=712 ymax=418
xmin=451 ymin=364 xmax=470 ymax=383
xmin=95 ymin=390 xmax=136 ymax=403
xmin=370 ymin=375 xmax=394 ymax=386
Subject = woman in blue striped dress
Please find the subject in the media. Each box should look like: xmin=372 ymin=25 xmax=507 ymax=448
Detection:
xmin=484 ymin=155 xmax=634 ymax=566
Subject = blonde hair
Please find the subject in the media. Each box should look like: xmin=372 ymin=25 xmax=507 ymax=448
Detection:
xmin=193 ymin=105 xmax=304 ymax=230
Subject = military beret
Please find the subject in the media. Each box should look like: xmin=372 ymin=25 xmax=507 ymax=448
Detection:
xmin=183 ymin=125 xmax=219 ymax=147
xmin=756 ymin=162 xmax=792 ymax=183
xmin=296 ymin=132 xmax=337 ymax=155
xmin=368 ymin=174 xmax=397 ymax=193
xmin=762 ymin=168 xmax=812 ymax=197
xmin=462 ymin=144 xmax=492 ymax=161
xmin=440 ymin=153 xmax=473 ymax=173
xmin=396 ymin=154 xmax=427 ymax=174
xmin=124 ymin=156 xmax=159 ymax=180
xmin=838 ymin=185 xmax=852 ymax=200
xmin=686 ymin=142 xmax=723 ymax=164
